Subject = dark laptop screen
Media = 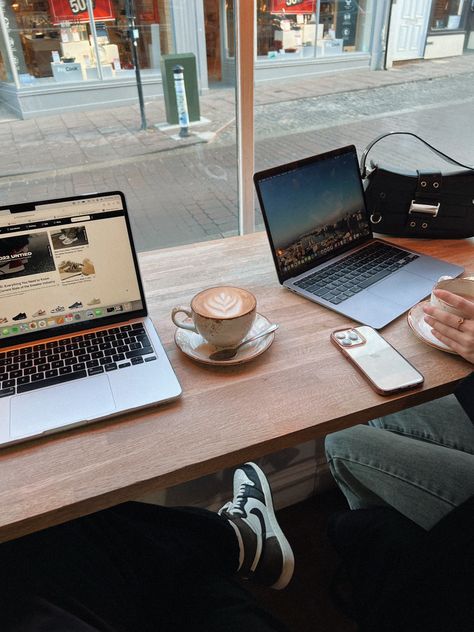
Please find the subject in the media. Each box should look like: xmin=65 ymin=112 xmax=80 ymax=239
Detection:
xmin=254 ymin=146 xmax=372 ymax=282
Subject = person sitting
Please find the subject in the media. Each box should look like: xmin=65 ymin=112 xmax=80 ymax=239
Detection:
xmin=324 ymin=288 xmax=474 ymax=632
xmin=0 ymin=462 xmax=294 ymax=632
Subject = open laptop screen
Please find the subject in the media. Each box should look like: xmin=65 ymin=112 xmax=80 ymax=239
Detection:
xmin=254 ymin=145 xmax=372 ymax=283
xmin=0 ymin=192 xmax=146 ymax=345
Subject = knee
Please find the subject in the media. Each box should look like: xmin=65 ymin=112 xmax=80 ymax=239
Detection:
xmin=325 ymin=425 xmax=367 ymax=462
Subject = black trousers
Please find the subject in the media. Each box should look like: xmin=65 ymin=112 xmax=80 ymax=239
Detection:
xmin=0 ymin=502 xmax=288 ymax=632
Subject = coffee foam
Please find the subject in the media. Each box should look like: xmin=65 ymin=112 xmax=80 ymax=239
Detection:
xmin=192 ymin=286 xmax=256 ymax=319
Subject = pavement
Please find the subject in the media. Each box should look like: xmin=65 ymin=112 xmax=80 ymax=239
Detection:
xmin=0 ymin=54 xmax=473 ymax=251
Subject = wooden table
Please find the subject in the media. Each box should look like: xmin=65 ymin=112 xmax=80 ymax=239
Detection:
xmin=1 ymin=233 xmax=473 ymax=543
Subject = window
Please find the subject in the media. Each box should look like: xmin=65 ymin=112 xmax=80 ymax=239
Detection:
xmin=0 ymin=0 xmax=472 ymax=255
xmin=255 ymin=0 xmax=373 ymax=61
xmin=0 ymin=0 xmax=174 ymax=85
xmin=430 ymin=0 xmax=466 ymax=31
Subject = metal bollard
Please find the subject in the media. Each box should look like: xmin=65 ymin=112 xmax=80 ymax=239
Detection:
xmin=173 ymin=64 xmax=190 ymax=138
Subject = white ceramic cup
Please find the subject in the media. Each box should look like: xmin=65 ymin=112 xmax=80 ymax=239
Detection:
xmin=430 ymin=276 xmax=474 ymax=317
xmin=171 ymin=286 xmax=257 ymax=348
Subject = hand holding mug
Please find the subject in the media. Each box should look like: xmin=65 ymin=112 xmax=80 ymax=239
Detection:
xmin=423 ymin=278 xmax=474 ymax=364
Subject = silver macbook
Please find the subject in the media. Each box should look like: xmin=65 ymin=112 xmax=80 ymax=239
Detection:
xmin=0 ymin=191 xmax=181 ymax=447
xmin=254 ymin=145 xmax=463 ymax=329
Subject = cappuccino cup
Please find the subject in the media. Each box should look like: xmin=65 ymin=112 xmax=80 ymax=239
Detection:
xmin=430 ymin=276 xmax=474 ymax=317
xmin=171 ymin=286 xmax=257 ymax=348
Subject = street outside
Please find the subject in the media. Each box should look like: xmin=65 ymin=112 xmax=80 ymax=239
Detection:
xmin=0 ymin=54 xmax=473 ymax=253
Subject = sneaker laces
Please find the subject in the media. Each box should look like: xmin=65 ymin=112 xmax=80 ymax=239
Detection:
xmin=220 ymin=482 xmax=252 ymax=517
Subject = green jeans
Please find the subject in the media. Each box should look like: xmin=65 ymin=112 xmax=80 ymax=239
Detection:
xmin=325 ymin=395 xmax=474 ymax=530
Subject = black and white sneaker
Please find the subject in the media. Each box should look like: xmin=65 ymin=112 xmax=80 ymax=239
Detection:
xmin=219 ymin=462 xmax=294 ymax=590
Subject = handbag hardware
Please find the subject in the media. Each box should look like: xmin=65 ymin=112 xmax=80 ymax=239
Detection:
xmin=361 ymin=132 xmax=474 ymax=238
xmin=408 ymin=201 xmax=440 ymax=216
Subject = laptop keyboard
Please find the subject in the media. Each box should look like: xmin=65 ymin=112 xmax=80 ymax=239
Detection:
xmin=0 ymin=322 xmax=156 ymax=398
xmin=293 ymin=243 xmax=419 ymax=305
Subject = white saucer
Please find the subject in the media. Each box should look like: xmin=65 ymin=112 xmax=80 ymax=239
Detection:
xmin=174 ymin=312 xmax=276 ymax=366
xmin=407 ymin=301 xmax=457 ymax=355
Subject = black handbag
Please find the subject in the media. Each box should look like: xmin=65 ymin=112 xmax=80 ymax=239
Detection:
xmin=361 ymin=132 xmax=474 ymax=238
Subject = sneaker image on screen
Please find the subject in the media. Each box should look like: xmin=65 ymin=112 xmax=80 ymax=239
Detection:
xmin=52 ymin=227 xmax=88 ymax=250
xmin=87 ymin=298 xmax=101 ymax=306
xmin=68 ymin=301 xmax=83 ymax=309
xmin=32 ymin=309 xmax=46 ymax=317
xmin=62 ymin=236 xmax=78 ymax=245
xmin=12 ymin=312 xmax=27 ymax=321
xmin=51 ymin=306 xmax=65 ymax=313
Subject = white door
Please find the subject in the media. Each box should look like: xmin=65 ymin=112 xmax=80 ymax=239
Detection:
xmin=391 ymin=0 xmax=431 ymax=61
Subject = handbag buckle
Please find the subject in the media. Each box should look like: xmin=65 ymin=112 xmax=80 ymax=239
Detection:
xmin=408 ymin=201 xmax=440 ymax=217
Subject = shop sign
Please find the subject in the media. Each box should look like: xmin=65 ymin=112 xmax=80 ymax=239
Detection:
xmin=335 ymin=0 xmax=358 ymax=47
xmin=48 ymin=0 xmax=114 ymax=24
xmin=271 ymin=0 xmax=316 ymax=14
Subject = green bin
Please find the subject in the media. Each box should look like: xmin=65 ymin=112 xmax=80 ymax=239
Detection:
xmin=160 ymin=53 xmax=200 ymax=125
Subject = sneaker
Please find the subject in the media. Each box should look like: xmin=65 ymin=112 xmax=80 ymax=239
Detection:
xmin=68 ymin=301 xmax=83 ymax=309
xmin=63 ymin=236 xmax=78 ymax=245
xmin=51 ymin=306 xmax=65 ymax=313
xmin=0 ymin=317 xmax=7 ymax=324
xmin=32 ymin=309 xmax=46 ymax=317
xmin=87 ymin=298 xmax=101 ymax=306
xmin=12 ymin=312 xmax=27 ymax=321
xmin=219 ymin=462 xmax=294 ymax=590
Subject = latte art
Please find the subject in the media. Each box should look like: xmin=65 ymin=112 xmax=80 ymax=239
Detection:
xmin=192 ymin=286 xmax=256 ymax=319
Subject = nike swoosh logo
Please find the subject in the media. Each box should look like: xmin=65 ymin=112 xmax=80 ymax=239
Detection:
xmin=249 ymin=506 xmax=266 ymax=573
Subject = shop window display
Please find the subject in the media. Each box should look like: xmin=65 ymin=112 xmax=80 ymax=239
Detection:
xmin=430 ymin=0 xmax=466 ymax=30
xmin=1 ymin=0 xmax=171 ymax=85
xmin=254 ymin=0 xmax=373 ymax=61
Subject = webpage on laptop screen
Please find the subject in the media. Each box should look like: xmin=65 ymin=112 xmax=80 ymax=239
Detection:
xmin=0 ymin=194 xmax=143 ymax=340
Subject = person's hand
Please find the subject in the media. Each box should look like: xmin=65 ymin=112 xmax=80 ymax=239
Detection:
xmin=423 ymin=289 xmax=474 ymax=364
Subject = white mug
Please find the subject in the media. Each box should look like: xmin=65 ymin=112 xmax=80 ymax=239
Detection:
xmin=171 ymin=286 xmax=257 ymax=348
xmin=431 ymin=276 xmax=474 ymax=317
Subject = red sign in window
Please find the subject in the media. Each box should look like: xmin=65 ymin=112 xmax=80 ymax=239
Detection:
xmin=48 ymin=0 xmax=115 ymax=24
xmin=271 ymin=0 xmax=316 ymax=14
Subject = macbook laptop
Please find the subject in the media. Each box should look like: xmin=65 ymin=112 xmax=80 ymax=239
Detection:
xmin=254 ymin=145 xmax=463 ymax=329
xmin=0 ymin=191 xmax=181 ymax=447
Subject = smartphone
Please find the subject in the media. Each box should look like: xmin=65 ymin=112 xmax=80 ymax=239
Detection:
xmin=330 ymin=325 xmax=424 ymax=395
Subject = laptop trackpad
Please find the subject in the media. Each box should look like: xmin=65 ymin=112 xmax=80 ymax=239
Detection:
xmin=10 ymin=376 xmax=116 ymax=440
xmin=367 ymin=270 xmax=431 ymax=307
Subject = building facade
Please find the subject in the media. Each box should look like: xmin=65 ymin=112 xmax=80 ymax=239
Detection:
xmin=0 ymin=0 xmax=472 ymax=119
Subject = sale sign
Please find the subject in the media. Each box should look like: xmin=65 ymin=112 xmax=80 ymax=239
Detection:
xmin=48 ymin=0 xmax=115 ymax=24
xmin=271 ymin=0 xmax=316 ymax=13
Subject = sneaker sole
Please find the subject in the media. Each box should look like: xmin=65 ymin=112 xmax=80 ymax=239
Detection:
xmin=245 ymin=462 xmax=295 ymax=589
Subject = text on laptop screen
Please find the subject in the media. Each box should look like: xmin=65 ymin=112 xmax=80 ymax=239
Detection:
xmin=257 ymin=148 xmax=371 ymax=278
xmin=0 ymin=193 xmax=144 ymax=340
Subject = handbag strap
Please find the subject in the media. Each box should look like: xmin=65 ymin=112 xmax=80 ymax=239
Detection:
xmin=359 ymin=131 xmax=474 ymax=178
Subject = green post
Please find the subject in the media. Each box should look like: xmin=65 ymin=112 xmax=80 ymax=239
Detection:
xmin=160 ymin=53 xmax=200 ymax=125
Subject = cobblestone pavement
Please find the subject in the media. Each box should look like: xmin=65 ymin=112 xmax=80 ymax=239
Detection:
xmin=0 ymin=55 xmax=473 ymax=251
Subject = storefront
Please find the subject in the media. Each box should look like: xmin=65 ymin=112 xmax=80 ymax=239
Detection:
xmin=425 ymin=0 xmax=473 ymax=58
xmin=218 ymin=0 xmax=381 ymax=83
xmin=0 ymin=0 xmax=389 ymax=118
xmin=0 ymin=0 xmax=188 ymax=117
xmin=386 ymin=0 xmax=473 ymax=65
